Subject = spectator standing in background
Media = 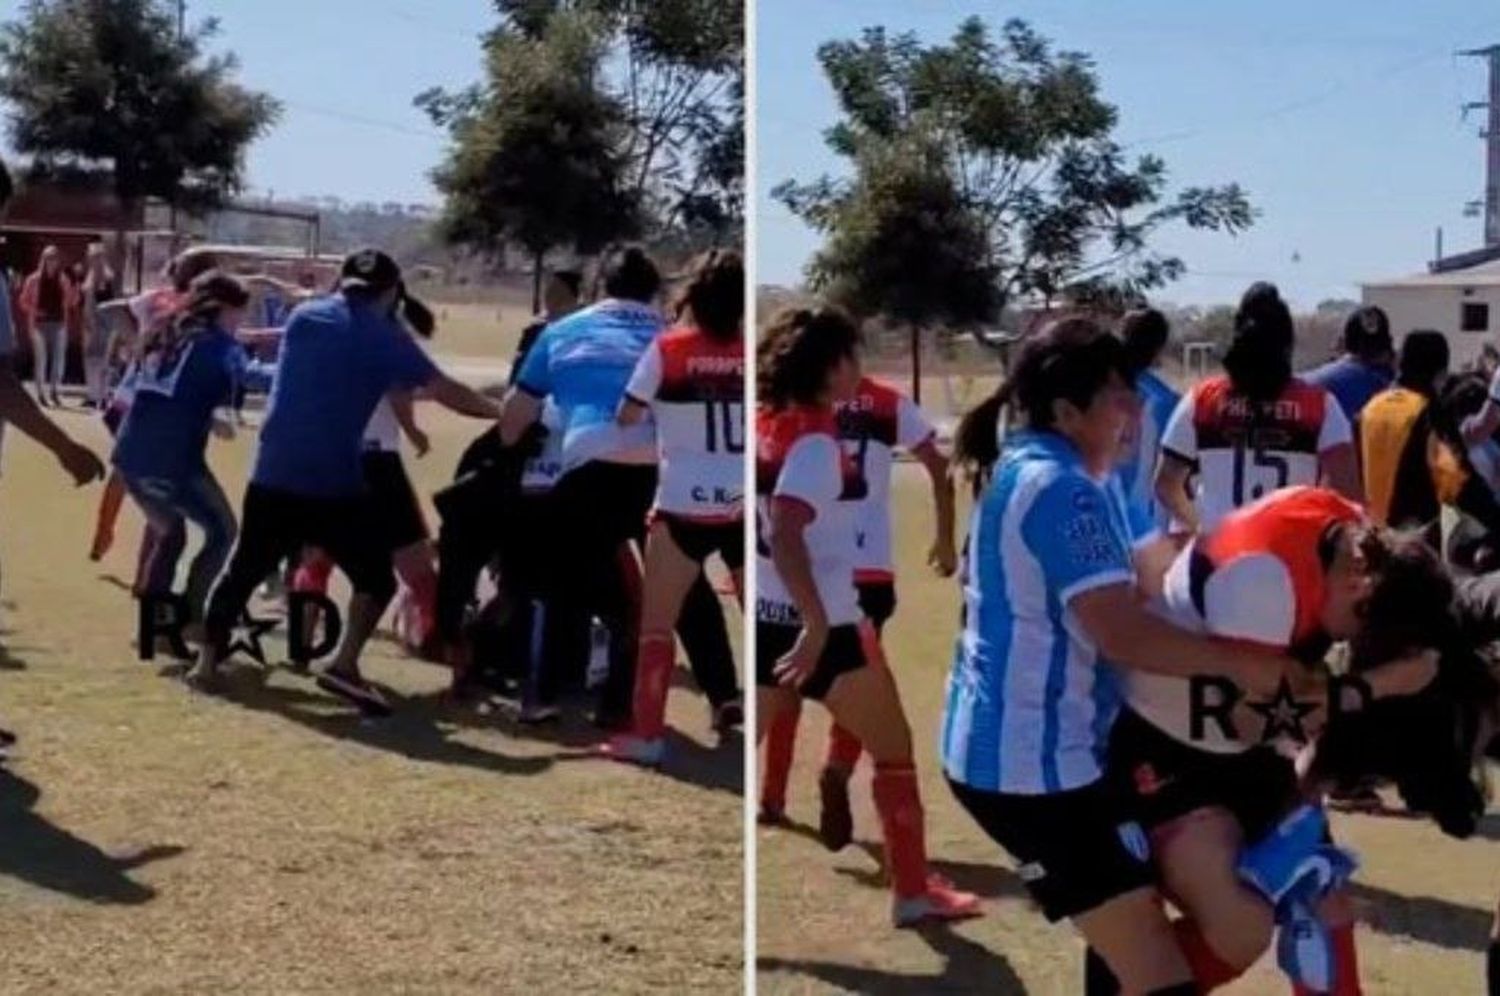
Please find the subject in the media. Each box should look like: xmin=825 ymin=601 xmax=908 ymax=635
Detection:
xmin=81 ymin=243 xmax=118 ymax=409
xmin=20 ymin=245 xmax=74 ymax=407
xmin=1303 ymin=305 xmax=1395 ymax=423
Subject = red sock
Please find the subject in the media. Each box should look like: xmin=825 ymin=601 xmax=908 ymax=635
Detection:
xmin=398 ymin=564 xmax=438 ymax=645
xmin=1290 ymin=924 xmax=1361 ymax=995
xmin=293 ymin=550 xmax=333 ymax=595
xmin=629 ymin=633 xmax=675 ymax=739
xmin=872 ymin=761 xmax=928 ymax=900
xmin=825 ymin=723 xmax=863 ymax=773
xmin=1172 ymin=918 xmax=1243 ymax=991
xmin=760 ymin=705 xmax=800 ymax=813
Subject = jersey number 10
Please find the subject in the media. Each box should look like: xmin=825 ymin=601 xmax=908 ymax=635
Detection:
xmin=704 ymin=401 xmax=745 ymax=454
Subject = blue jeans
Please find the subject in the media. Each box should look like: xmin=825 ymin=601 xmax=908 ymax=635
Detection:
xmin=124 ymin=471 xmax=238 ymax=620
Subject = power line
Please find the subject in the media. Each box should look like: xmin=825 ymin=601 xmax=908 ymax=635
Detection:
xmin=282 ymin=100 xmax=447 ymax=142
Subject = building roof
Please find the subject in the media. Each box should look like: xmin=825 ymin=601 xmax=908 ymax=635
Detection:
xmin=1364 ymin=258 xmax=1500 ymax=289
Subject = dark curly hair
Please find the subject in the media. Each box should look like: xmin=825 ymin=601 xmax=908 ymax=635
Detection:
xmin=757 ymin=305 xmax=861 ymax=410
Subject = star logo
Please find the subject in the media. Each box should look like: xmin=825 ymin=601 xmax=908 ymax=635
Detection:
xmin=225 ymin=610 xmax=278 ymax=666
xmin=1245 ymin=676 xmax=1319 ymax=743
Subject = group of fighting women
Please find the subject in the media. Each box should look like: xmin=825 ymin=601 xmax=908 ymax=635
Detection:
xmin=63 ymin=229 xmax=750 ymax=744
xmin=755 ymin=279 xmax=1499 ymax=994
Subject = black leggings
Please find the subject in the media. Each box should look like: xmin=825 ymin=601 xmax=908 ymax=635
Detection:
xmin=204 ymin=483 xmax=396 ymax=655
xmin=544 ymin=462 xmax=739 ymax=718
xmin=435 ymin=453 xmax=739 ymax=711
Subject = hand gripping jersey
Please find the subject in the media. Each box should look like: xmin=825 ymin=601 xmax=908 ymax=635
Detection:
xmin=835 ymin=377 xmax=937 ymax=582
xmin=625 ymin=326 xmax=744 ymax=522
xmin=755 ymin=406 xmax=864 ymax=628
xmin=1161 ymin=375 xmax=1351 ymax=532
xmin=1125 ymin=486 xmax=1364 ymax=753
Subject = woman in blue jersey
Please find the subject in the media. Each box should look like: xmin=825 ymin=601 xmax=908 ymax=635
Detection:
xmin=943 ymin=318 xmax=1303 ymax=995
xmin=1116 ymin=308 xmax=1181 ymax=536
xmin=499 ymin=247 xmax=662 ymax=726
xmin=112 ymin=271 xmax=262 ymax=625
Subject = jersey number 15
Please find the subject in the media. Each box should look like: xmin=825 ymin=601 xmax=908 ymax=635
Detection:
xmin=1231 ymin=442 xmax=1290 ymax=504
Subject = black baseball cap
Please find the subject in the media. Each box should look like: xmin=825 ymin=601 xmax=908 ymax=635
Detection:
xmin=340 ymin=247 xmax=435 ymax=337
xmin=339 ymin=247 xmax=402 ymax=292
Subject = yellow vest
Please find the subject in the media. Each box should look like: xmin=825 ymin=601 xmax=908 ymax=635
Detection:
xmin=1359 ymin=387 xmax=1427 ymax=525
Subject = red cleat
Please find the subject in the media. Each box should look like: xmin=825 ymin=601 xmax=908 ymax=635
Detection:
xmin=892 ymin=874 xmax=983 ymax=928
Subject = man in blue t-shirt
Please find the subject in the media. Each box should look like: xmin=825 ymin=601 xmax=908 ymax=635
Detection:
xmin=190 ymin=249 xmax=503 ymax=711
xmin=1303 ymin=305 xmax=1395 ymax=423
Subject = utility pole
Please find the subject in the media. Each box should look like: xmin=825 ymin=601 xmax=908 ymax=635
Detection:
xmin=169 ymin=1 xmax=185 ymax=240
xmin=1461 ymin=45 xmax=1500 ymax=246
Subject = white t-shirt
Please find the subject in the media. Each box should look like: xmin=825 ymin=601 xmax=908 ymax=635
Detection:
xmin=363 ymin=397 xmax=402 ymax=452
xmin=836 ymin=378 xmax=936 ymax=581
xmin=1161 ymin=375 xmax=1351 ymax=532
xmin=522 ymin=401 xmax=566 ymax=495
xmin=756 ymin=422 xmax=862 ymax=628
xmin=625 ymin=329 xmax=744 ymax=521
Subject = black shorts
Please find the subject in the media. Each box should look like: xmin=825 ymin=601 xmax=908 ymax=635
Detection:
xmin=660 ymin=512 xmax=744 ymax=571
xmin=1108 ymin=708 xmax=1297 ymax=843
xmin=756 ymin=621 xmax=872 ymax=701
xmin=948 ymin=776 xmax=1153 ymax=922
xmin=361 ymin=450 xmax=428 ymax=551
xmin=856 ymin=579 xmax=897 ymax=630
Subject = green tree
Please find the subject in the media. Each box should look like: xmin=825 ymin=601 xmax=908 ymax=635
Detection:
xmin=778 ymin=17 xmax=1254 ymax=357
xmin=487 ymin=0 xmax=742 ymax=238
xmin=0 ymin=0 xmax=279 ymax=237
xmin=419 ymin=11 xmax=638 ymax=309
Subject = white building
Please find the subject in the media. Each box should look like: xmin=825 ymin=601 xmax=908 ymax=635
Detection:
xmin=1362 ymin=253 xmax=1500 ymax=370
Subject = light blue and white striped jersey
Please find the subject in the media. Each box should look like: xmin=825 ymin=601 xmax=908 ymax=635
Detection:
xmin=941 ymin=430 xmax=1154 ymax=795
xmin=515 ymin=299 xmax=664 ymax=471
xmin=1117 ymin=369 xmax=1180 ymax=531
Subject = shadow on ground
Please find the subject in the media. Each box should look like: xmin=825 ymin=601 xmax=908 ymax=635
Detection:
xmin=1349 ymin=882 xmax=1494 ymax=952
xmin=210 ymin=666 xmax=555 ymax=778
xmin=551 ymin=726 xmax=743 ymax=797
xmin=759 ymin=924 xmax=1027 ymax=995
xmin=0 ymin=769 xmax=183 ymax=904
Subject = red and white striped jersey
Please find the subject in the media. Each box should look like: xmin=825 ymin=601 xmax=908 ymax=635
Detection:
xmin=835 ymin=377 xmax=936 ymax=582
xmin=625 ymin=326 xmax=745 ymax=522
xmin=1161 ymin=374 xmax=1351 ymax=532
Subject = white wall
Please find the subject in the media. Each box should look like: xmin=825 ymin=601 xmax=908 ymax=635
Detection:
xmin=1362 ymin=283 xmax=1500 ymax=370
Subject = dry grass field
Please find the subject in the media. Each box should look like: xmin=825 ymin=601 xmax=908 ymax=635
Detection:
xmin=0 ymin=393 xmax=742 ymax=994
xmin=756 ymin=462 xmax=1499 ymax=996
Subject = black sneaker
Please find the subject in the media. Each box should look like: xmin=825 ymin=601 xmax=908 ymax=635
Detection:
xmin=0 ymin=726 xmax=15 ymax=760
xmin=316 ymin=669 xmax=392 ymax=717
xmin=818 ymin=766 xmax=855 ymax=852
xmin=713 ymin=700 xmax=744 ymax=733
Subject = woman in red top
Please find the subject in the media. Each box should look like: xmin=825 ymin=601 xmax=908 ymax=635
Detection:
xmin=756 ymin=305 xmax=980 ymax=927
xmin=604 ymin=250 xmax=746 ymax=766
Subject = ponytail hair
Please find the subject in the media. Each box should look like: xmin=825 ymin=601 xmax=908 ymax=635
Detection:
xmin=953 ymin=317 xmax=1130 ymax=481
xmin=675 ymin=248 xmax=742 ymax=341
xmin=1118 ymin=308 xmax=1170 ymax=379
xmin=1223 ymin=281 xmax=1293 ymax=402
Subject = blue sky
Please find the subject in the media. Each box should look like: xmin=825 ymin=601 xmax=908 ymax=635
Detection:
xmin=1 ymin=0 xmax=492 ymax=207
xmin=757 ymin=0 xmax=1500 ymax=306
